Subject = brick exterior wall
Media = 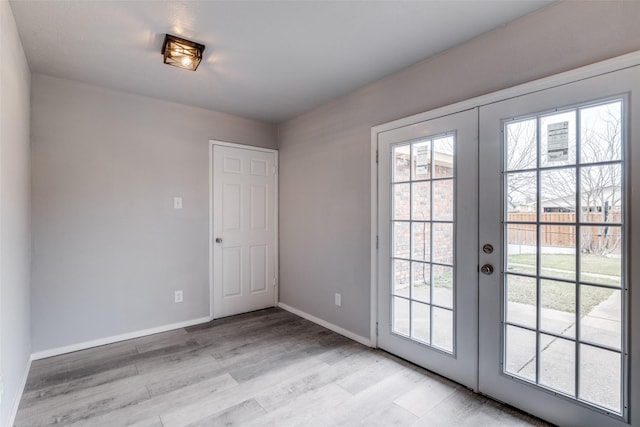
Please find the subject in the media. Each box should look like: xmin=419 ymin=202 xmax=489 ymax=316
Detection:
xmin=392 ymin=158 xmax=454 ymax=291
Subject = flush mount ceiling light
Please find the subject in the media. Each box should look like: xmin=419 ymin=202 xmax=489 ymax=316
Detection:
xmin=161 ymin=34 xmax=205 ymax=71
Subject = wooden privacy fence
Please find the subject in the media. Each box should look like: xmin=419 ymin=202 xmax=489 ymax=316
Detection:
xmin=507 ymin=212 xmax=621 ymax=250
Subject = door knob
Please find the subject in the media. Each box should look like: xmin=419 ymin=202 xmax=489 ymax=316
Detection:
xmin=215 ymin=237 xmax=223 ymax=244
xmin=480 ymin=264 xmax=494 ymax=275
xmin=482 ymin=243 xmax=494 ymax=254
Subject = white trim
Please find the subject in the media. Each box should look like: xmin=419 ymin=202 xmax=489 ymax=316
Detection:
xmin=208 ymin=140 xmax=279 ymax=320
xmin=369 ymin=49 xmax=640 ymax=353
xmin=278 ymin=302 xmax=375 ymax=348
xmin=209 ymin=142 xmax=214 ymax=319
xmin=30 ymin=316 xmax=210 ymax=360
xmin=273 ymin=151 xmax=279 ymax=307
xmin=208 ymin=140 xmax=278 ymax=154
xmin=7 ymin=358 xmax=31 ymax=427
xmin=370 ymin=128 xmax=378 ymax=347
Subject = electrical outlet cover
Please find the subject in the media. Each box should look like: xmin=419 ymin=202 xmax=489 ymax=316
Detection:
xmin=174 ymin=290 xmax=183 ymax=303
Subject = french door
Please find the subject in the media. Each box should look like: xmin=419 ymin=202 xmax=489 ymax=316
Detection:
xmin=478 ymin=65 xmax=638 ymax=426
xmin=377 ymin=63 xmax=639 ymax=425
xmin=377 ymin=109 xmax=479 ymax=389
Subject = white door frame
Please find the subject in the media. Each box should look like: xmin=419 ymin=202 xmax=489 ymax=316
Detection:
xmin=376 ymin=109 xmax=480 ymax=389
xmin=370 ymin=50 xmax=640 ymax=424
xmin=209 ymin=140 xmax=279 ymax=320
xmin=477 ymin=69 xmax=635 ymax=426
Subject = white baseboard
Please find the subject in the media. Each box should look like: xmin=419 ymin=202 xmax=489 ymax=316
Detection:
xmin=7 ymin=356 xmax=31 ymax=427
xmin=278 ymin=302 xmax=375 ymax=348
xmin=30 ymin=316 xmax=211 ymax=360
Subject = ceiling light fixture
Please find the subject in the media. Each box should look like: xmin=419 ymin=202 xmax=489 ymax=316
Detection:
xmin=161 ymin=34 xmax=205 ymax=71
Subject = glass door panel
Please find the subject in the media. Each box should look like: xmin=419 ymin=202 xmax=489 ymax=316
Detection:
xmin=479 ymin=64 xmax=640 ymax=427
xmin=390 ymin=136 xmax=456 ymax=351
xmin=503 ymin=99 xmax=624 ymax=412
xmin=378 ymin=108 xmax=478 ymax=389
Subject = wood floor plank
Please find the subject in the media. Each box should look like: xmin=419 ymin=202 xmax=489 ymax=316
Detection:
xmin=142 ymin=356 xmax=224 ymax=397
xmin=243 ymin=383 xmax=354 ymax=427
xmin=30 ymin=340 xmax=138 ymax=370
xmin=159 ymin=352 xmax=330 ymax=427
xmin=254 ymin=349 xmax=379 ymax=413
xmin=134 ymin=328 xmax=190 ymax=354
xmin=310 ymin=368 xmax=431 ymax=427
xmin=393 ymin=374 xmax=459 ymax=417
xmin=15 ymin=308 xmax=552 ymax=427
xmin=125 ymin=416 xmax=165 ymax=427
xmin=15 ymin=376 xmax=150 ymax=426
xmin=184 ymin=399 xmax=267 ymax=427
xmin=25 ymin=339 xmax=201 ymax=394
xmin=359 ymin=403 xmax=419 ymax=427
xmin=19 ymin=364 xmax=139 ymax=409
xmin=25 ymin=342 xmax=139 ymax=390
xmin=145 ymin=329 xmax=337 ymax=398
xmin=64 ymin=373 xmax=239 ymax=427
xmin=334 ymin=352 xmax=404 ymax=395
xmin=317 ymin=340 xmax=365 ymax=364
xmin=410 ymin=387 xmax=547 ymax=427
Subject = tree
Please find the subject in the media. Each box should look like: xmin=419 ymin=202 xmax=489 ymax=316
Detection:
xmin=505 ymin=119 xmax=536 ymax=212
xmin=505 ymin=101 xmax=623 ymax=256
xmin=579 ymin=102 xmax=622 ymax=255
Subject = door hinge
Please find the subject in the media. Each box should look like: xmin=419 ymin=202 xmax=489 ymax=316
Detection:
xmin=376 ymin=235 xmax=379 ymax=249
xmin=376 ymin=150 xmax=379 ymax=164
xmin=376 ymin=322 xmax=379 ymax=336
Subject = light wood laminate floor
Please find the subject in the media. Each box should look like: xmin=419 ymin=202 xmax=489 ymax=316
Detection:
xmin=15 ymin=308 xmax=552 ymax=426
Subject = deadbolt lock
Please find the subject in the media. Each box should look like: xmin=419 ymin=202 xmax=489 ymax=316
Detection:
xmin=482 ymin=243 xmax=494 ymax=254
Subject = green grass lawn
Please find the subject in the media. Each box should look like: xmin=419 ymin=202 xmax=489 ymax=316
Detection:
xmin=433 ymin=271 xmax=453 ymax=288
xmin=409 ymin=253 xmax=617 ymax=314
xmin=507 ymin=275 xmax=613 ymax=314
xmin=507 ymin=252 xmax=619 ymax=313
xmin=411 ymin=268 xmax=453 ymax=289
xmin=508 ymin=253 xmax=621 ymax=277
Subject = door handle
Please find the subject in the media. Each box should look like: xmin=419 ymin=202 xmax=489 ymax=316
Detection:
xmin=215 ymin=237 xmax=223 ymax=244
xmin=480 ymin=264 xmax=494 ymax=275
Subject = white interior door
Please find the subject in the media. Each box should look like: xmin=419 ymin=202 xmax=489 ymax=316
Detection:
xmin=478 ymin=65 xmax=640 ymax=426
xmin=376 ymin=109 xmax=479 ymax=389
xmin=212 ymin=143 xmax=277 ymax=319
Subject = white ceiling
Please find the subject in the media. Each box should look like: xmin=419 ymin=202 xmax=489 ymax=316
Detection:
xmin=10 ymin=0 xmax=552 ymax=123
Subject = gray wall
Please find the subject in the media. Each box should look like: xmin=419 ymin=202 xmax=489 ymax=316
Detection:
xmin=277 ymin=1 xmax=640 ymax=339
xmin=31 ymin=74 xmax=276 ymax=352
xmin=0 ymin=1 xmax=32 ymax=424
